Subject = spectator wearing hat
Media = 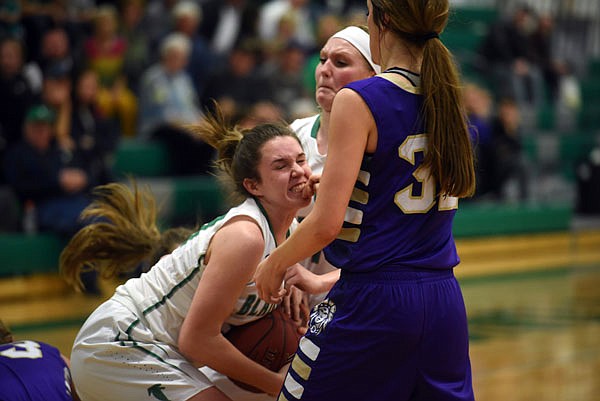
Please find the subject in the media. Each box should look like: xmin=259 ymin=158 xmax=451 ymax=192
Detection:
xmin=3 ymin=104 xmax=94 ymax=238
xmin=3 ymin=103 xmax=99 ymax=292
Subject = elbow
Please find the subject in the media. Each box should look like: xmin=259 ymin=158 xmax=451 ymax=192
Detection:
xmin=314 ymin=220 xmax=341 ymax=246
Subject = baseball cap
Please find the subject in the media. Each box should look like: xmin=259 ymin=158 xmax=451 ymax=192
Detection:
xmin=25 ymin=104 xmax=55 ymax=123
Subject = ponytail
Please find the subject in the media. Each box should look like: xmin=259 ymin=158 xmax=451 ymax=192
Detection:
xmin=60 ymin=181 xmax=194 ymax=290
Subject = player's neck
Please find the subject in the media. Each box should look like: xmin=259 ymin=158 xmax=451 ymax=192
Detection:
xmin=317 ymin=111 xmax=330 ymax=155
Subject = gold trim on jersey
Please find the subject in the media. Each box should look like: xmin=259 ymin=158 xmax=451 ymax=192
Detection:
xmin=338 ymin=227 xmax=361 ymax=242
xmin=378 ymin=73 xmax=421 ymax=94
xmin=291 ymin=355 xmax=311 ymax=380
xmin=350 ymin=187 xmax=369 ymax=204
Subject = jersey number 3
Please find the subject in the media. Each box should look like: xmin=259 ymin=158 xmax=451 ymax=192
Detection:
xmin=395 ymin=134 xmax=458 ymax=214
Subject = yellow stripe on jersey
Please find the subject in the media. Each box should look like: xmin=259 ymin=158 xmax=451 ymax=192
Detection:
xmin=291 ymin=354 xmax=311 ymax=380
xmin=338 ymin=228 xmax=361 ymax=242
xmin=357 ymin=170 xmax=370 ymax=186
xmin=350 ymin=187 xmax=369 ymax=204
xmin=344 ymin=206 xmax=363 ymax=225
xmin=277 ymin=392 xmax=289 ymax=401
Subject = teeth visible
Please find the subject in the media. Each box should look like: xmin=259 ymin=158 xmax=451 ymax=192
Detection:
xmin=291 ymin=183 xmax=306 ymax=193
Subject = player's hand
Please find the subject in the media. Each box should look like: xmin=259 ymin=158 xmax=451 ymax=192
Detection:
xmin=281 ymin=284 xmax=309 ymax=334
xmin=254 ymin=257 xmax=287 ymax=303
xmin=303 ymin=174 xmax=320 ymax=199
xmin=284 ymin=263 xmax=324 ymax=294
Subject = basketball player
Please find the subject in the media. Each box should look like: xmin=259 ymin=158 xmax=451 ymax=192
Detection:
xmin=254 ymin=0 xmax=477 ymax=399
xmin=60 ymin=111 xmax=314 ymax=401
xmin=0 ymin=320 xmax=79 ymax=401
xmin=288 ymin=25 xmax=380 ymax=310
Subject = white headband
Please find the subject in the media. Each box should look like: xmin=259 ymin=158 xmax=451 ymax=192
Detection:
xmin=331 ymin=26 xmax=381 ymax=74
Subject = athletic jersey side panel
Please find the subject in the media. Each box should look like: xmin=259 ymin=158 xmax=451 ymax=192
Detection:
xmin=323 ymin=77 xmax=460 ymax=272
xmin=0 ymin=341 xmax=73 ymax=401
xmin=111 ymin=198 xmax=282 ymax=345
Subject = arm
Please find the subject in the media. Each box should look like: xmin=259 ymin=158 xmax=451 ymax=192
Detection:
xmin=178 ymin=217 xmax=285 ymax=396
xmin=284 ymin=263 xmax=340 ymax=295
xmin=254 ymin=88 xmax=375 ymax=302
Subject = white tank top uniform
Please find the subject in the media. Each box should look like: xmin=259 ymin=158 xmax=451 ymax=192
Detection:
xmin=71 ymin=198 xmax=292 ymax=401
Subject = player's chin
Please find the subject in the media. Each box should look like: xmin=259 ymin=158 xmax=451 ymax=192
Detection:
xmin=287 ymin=191 xmax=311 ymax=208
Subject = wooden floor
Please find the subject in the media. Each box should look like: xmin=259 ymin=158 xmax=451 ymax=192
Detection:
xmin=2 ymin=230 xmax=600 ymax=401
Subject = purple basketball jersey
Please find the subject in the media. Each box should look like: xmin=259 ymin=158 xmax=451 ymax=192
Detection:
xmin=324 ymin=76 xmax=460 ymax=272
xmin=0 ymin=340 xmax=74 ymax=401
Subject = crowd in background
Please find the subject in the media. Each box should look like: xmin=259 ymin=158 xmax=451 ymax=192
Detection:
xmin=0 ymin=1 xmax=587 ymax=241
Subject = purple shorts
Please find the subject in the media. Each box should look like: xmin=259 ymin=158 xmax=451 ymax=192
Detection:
xmin=279 ymin=267 xmax=474 ymax=401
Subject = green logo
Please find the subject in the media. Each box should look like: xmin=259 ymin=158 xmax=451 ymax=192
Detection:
xmin=148 ymin=384 xmax=170 ymax=401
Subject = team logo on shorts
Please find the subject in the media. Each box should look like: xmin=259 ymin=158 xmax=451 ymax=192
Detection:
xmin=308 ymin=299 xmax=336 ymax=336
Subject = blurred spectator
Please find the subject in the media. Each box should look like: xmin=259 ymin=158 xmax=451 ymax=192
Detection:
xmin=262 ymin=40 xmax=310 ymax=117
xmin=3 ymin=104 xmax=93 ymax=238
xmin=478 ymin=5 xmax=545 ymax=126
xmin=83 ymin=5 xmax=138 ymax=137
xmin=199 ymin=0 xmax=260 ymax=58
xmin=69 ymin=69 xmax=120 ymax=186
xmin=119 ymin=0 xmax=151 ymax=95
xmin=0 ymin=0 xmax=23 ymax=39
xmin=21 ymin=1 xmax=67 ymax=61
xmin=488 ymin=97 xmax=529 ymax=202
xmin=463 ymin=82 xmax=495 ymax=198
xmin=142 ymin=0 xmax=179 ymax=60
xmin=236 ymin=101 xmax=285 ymax=129
xmin=258 ymin=0 xmax=322 ymax=51
xmin=138 ymin=33 xmax=213 ymax=176
xmin=201 ymin=39 xmax=272 ymax=122
xmin=0 ymin=37 xmax=36 ymax=175
xmin=171 ymin=0 xmax=217 ymax=100
xmin=39 ymin=61 xmax=74 ymax=151
xmin=37 ymin=27 xmax=81 ymax=84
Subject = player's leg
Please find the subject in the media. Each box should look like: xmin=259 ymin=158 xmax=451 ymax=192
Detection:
xmin=412 ymin=271 xmax=474 ymax=401
xmin=71 ymin=300 xmax=224 ymax=401
xmin=279 ymin=269 xmax=425 ymax=401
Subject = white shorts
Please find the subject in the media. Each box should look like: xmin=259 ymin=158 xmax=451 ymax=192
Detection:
xmin=71 ymin=300 xmax=213 ymax=401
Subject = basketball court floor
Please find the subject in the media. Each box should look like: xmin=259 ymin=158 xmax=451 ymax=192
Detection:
xmin=2 ymin=231 xmax=599 ymax=401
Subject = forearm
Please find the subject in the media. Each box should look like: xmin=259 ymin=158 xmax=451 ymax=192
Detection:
xmin=186 ymin=332 xmax=282 ymax=395
xmin=269 ymin=211 xmax=339 ymax=277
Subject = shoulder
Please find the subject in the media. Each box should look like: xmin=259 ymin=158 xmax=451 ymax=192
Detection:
xmin=291 ymin=114 xmax=318 ymax=136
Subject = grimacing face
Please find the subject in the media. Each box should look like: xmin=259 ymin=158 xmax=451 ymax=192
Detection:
xmin=315 ymin=37 xmax=374 ymax=112
xmin=247 ymin=136 xmax=312 ymax=211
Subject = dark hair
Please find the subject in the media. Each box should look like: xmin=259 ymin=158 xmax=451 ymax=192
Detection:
xmin=61 ymin=108 xmax=302 ymax=289
xmin=370 ymin=0 xmax=476 ymax=197
xmin=186 ymin=105 xmax=302 ymax=204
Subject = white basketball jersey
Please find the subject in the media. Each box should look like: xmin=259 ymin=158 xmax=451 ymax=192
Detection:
xmin=111 ymin=197 xmax=292 ymax=345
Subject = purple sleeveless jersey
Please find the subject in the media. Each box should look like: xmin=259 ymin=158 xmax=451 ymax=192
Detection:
xmin=0 ymin=340 xmax=74 ymax=401
xmin=324 ymin=76 xmax=460 ymax=272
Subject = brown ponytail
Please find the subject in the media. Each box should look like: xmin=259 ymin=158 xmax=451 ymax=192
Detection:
xmin=370 ymin=0 xmax=476 ymax=197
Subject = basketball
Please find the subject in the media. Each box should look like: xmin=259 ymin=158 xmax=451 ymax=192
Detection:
xmin=225 ymin=307 xmax=303 ymax=392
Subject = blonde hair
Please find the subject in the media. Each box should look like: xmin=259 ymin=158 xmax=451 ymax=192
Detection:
xmin=60 ymin=181 xmax=194 ymax=290
xmin=370 ymin=0 xmax=476 ymax=197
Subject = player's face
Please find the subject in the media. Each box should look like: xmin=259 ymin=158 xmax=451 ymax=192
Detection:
xmin=248 ymin=136 xmax=312 ymax=212
xmin=315 ymin=38 xmax=374 ymax=112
